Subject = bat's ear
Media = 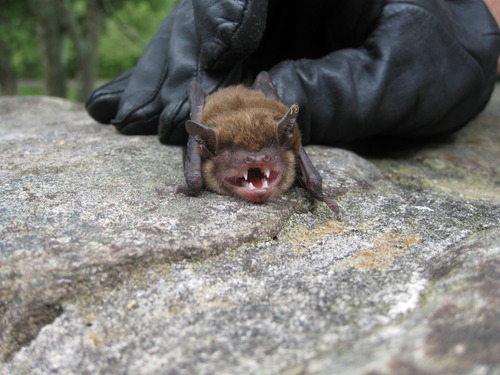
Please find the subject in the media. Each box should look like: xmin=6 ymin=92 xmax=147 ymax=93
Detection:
xmin=188 ymin=80 xmax=207 ymax=122
xmin=252 ymin=71 xmax=281 ymax=101
xmin=276 ymin=104 xmax=299 ymax=148
xmin=185 ymin=120 xmax=218 ymax=157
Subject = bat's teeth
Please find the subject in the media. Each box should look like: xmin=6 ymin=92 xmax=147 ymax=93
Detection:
xmin=262 ymin=179 xmax=269 ymax=189
xmin=243 ymin=170 xmax=248 ymax=181
xmin=264 ymin=168 xmax=270 ymax=179
xmin=248 ymin=182 xmax=256 ymax=190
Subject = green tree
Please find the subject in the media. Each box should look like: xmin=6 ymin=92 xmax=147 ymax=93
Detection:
xmin=1 ymin=0 xmax=177 ymax=101
xmin=0 ymin=39 xmax=18 ymax=95
xmin=97 ymin=0 xmax=177 ymax=78
xmin=0 ymin=0 xmax=34 ymax=95
xmin=30 ymin=0 xmax=68 ymax=97
xmin=30 ymin=0 xmax=109 ymax=101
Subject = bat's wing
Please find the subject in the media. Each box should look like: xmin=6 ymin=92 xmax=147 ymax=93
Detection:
xmin=298 ymin=145 xmax=340 ymax=215
xmin=177 ymin=135 xmax=204 ymax=196
xmin=188 ymin=80 xmax=206 ymax=122
xmin=177 ymin=81 xmax=207 ymax=196
xmin=252 ymin=71 xmax=282 ymax=102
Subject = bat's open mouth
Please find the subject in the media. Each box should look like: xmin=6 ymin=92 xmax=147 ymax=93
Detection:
xmin=223 ymin=165 xmax=281 ymax=202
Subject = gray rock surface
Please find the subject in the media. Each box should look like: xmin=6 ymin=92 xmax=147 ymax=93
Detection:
xmin=0 ymin=87 xmax=499 ymax=374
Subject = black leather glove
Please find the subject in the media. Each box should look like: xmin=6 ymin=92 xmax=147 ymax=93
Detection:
xmin=87 ymin=0 xmax=500 ymax=146
xmin=86 ymin=0 xmax=269 ymax=144
xmin=262 ymin=0 xmax=500 ymax=144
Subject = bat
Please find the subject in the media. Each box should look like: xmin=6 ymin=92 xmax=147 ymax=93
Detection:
xmin=177 ymin=71 xmax=339 ymax=214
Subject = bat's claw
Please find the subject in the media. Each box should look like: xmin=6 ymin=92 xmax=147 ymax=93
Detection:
xmin=176 ymin=185 xmax=200 ymax=197
xmin=321 ymin=196 xmax=341 ymax=216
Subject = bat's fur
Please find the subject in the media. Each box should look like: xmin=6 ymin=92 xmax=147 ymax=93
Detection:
xmin=180 ymin=72 xmax=339 ymax=214
xmin=200 ymin=86 xmax=300 ymax=151
xmin=199 ymin=85 xmax=300 ymax=199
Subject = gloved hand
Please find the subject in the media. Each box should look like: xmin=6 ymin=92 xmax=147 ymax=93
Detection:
xmin=86 ymin=0 xmax=269 ymax=144
xmin=262 ymin=0 xmax=500 ymax=144
xmin=87 ymin=0 xmax=500 ymax=146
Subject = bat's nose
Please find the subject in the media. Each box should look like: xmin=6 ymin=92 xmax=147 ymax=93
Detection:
xmin=245 ymin=153 xmax=272 ymax=164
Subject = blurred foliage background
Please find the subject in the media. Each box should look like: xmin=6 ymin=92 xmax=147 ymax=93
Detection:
xmin=0 ymin=0 xmax=177 ymax=101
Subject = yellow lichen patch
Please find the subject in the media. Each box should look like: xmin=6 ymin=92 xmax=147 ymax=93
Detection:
xmin=398 ymin=167 xmax=418 ymax=176
xmin=194 ymin=286 xmax=236 ymax=309
xmin=82 ymin=333 xmax=105 ymax=350
xmin=309 ymin=220 xmax=351 ymax=236
xmin=351 ymin=231 xmax=419 ymax=270
xmin=284 ymin=219 xmax=352 ymax=254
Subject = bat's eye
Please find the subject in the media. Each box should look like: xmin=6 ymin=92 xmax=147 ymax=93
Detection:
xmin=197 ymin=141 xmax=207 ymax=150
xmin=196 ymin=139 xmax=216 ymax=157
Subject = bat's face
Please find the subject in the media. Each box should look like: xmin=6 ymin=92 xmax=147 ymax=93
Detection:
xmin=202 ymin=146 xmax=297 ymax=203
xmin=185 ymin=86 xmax=302 ymax=204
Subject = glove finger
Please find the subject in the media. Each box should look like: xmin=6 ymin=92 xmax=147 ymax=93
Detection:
xmin=114 ymin=115 xmax=160 ymax=136
xmin=85 ymin=69 xmax=132 ymax=124
xmin=158 ymin=97 xmax=190 ymax=145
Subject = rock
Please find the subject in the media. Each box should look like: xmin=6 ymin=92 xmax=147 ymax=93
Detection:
xmin=0 ymin=87 xmax=498 ymax=374
xmin=303 ymin=228 xmax=500 ymax=375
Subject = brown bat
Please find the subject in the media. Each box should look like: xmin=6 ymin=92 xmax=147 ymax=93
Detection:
xmin=177 ymin=71 xmax=339 ymax=214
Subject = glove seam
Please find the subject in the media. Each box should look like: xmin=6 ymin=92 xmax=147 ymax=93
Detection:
xmin=91 ymin=89 xmax=125 ymax=99
xmin=114 ymin=63 xmax=169 ymax=126
xmin=86 ymin=71 xmax=132 ymax=106
xmin=162 ymin=96 xmax=188 ymax=141
xmin=118 ymin=114 xmax=159 ymax=135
